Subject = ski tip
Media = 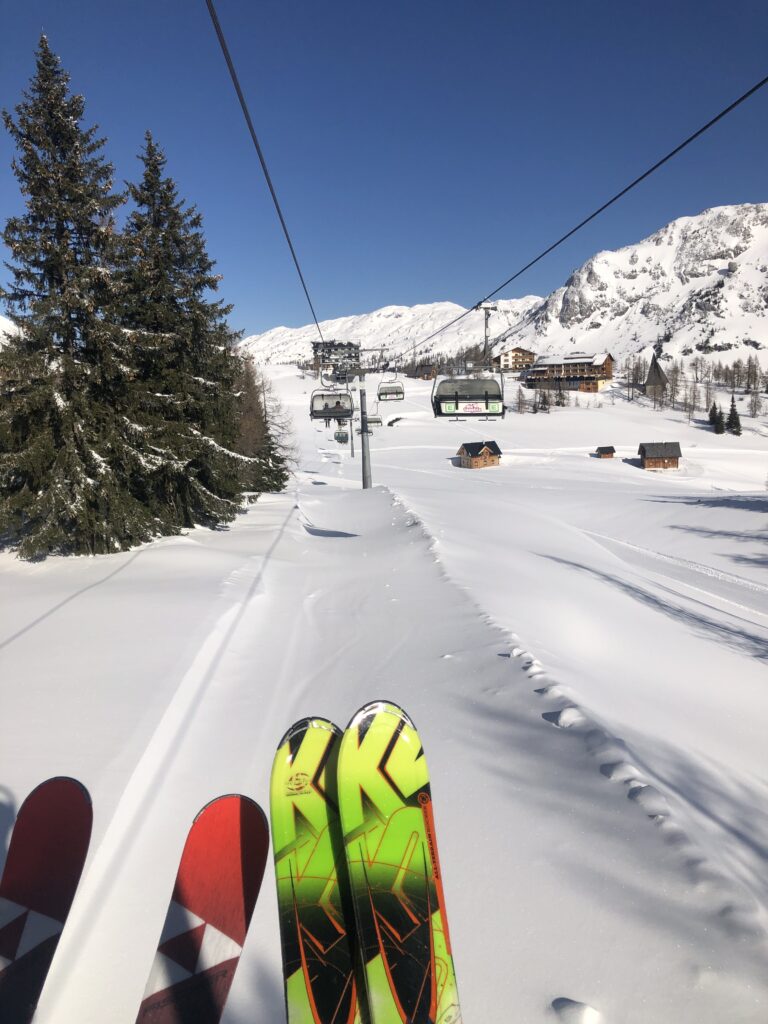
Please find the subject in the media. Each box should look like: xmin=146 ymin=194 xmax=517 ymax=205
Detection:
xmin=345 ymin=700 xmax=416 ymax=731
xmin=23 ymin=776 xmax=92 ymax=806
xmin=275 ymin=716 xmax=341 ymax=751
xmin=191 ymin=793 xmax=268 ymax=831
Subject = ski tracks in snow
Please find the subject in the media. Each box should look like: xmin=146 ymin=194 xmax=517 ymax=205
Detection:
xmin=37 ymin=501 xmax=298 ymax=1023
xmin=582 ymin=529 xmax=768 ymax=619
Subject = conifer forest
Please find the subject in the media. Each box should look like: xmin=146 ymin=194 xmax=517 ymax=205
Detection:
xmin=0 ymin=38 xmax=288 ymax=559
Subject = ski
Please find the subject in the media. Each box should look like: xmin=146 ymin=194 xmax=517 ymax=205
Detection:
xmin=270 ymin=717 xmax=363 ymax=1024
xmin=0 ymin=776 xmax=92 ymax=1024
xmin=337 ymin=701 xmax=461 ymax=1024
xmin=136 ymin=794 xmax=268 ymax=1024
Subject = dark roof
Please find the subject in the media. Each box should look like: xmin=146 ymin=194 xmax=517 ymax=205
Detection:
xmin=638 ymin=442 xmax=682 ymax=458
xmin=458 ymin=441 xmax=502 ymax=457
xmin=596 ymin=446 xmax=616 ymax=454
xmin=645 ymin=355 xmax=669 ymax=388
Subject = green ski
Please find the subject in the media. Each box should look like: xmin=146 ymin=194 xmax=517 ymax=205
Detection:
xmin=337 ymin=701 xmax=461 ymax=1024
xmin=270 ymin=717 xmax=364 ymax=1024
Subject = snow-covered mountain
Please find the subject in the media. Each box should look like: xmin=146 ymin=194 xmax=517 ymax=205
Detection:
xmin=239 ymin=298 xmax=542 ymax=366
xmin=506 ymin=203 xmax=768 ymax=364
xmin=241 ymin=203 xmax=768 ymax=367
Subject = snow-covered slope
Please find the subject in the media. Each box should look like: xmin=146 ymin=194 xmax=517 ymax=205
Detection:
xmin=2 ymin=370 xmax=766 ymax=1023
xmin=241 ymin=203 xmax=768 ymax=368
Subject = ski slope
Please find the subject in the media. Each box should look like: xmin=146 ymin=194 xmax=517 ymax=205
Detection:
xmin=1 ymin=369 xmax=767 ymax=1023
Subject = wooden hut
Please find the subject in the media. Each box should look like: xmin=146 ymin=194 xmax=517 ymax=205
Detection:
xmin=638 ymin=442 xmax=681 ymax=470
xmin=595 ymin=446 xmax=615 ymax=459
xmin=457 ymin=441 xmax=502 ymax=469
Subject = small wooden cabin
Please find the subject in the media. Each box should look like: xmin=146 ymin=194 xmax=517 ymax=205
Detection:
xmin=595 ymin=446 xmax=615 ymax=459
xmin=457 ymin=441 xmax=502 ymax=469
xmin=638 ymin=442 xmax=681 ymax=470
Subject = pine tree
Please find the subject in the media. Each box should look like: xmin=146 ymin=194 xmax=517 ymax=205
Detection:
xmin=117 ymin=132 xmax=249 ymax=528
xmin=714 ymin=406 xmax=725 ymax=434
xmin=0 ymin=37 xmax=157 ymax=557
xmin=708 ymin=401 xmax=718 ymax=426
xmin=725 ymin=394 xmax=742 ymax=436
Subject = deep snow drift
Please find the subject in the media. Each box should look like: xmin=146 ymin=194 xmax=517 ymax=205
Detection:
xmin=1 ymin=367 xmax=767 ymax=1022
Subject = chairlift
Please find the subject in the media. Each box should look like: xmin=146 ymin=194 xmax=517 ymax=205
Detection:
xmin=334 ymin=429 xmax=349 ymax=444
xmin=377 ymin=381 xmax=405 ymax=401
xmin=431 ymin=373 xmax=505 ymax=419
xmin=309 ymin=389 xmax=354 ymax=422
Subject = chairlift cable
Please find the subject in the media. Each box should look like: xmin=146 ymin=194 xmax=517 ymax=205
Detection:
xmin=407 ymin=71 xmax=768 ymax=356
xmin=204 ymin=0 xmax=326 ymax=343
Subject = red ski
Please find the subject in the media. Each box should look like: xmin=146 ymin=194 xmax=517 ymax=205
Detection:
xmin=136 ymin=794 xmax=269 ymax=1024
xmin=0 ymin=776 xmax=92 ymax=1024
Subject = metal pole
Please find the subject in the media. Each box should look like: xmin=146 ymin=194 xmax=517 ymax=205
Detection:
xmin=359 ymin=386 xmax=372 ymax=489
xmin=478 ymin=302 xmax=497 ymax=363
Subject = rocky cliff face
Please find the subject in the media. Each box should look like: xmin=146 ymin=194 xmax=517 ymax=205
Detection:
xmin=505 ymin=203 xmax=768 ymax=363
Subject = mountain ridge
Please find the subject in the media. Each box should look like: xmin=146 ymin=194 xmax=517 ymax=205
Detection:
xmin=240 ymin=203 xmax=768 ymax=368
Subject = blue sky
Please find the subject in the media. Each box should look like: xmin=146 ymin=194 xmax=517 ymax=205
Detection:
xmin=1 ymin=1 xmax=767 ymax=335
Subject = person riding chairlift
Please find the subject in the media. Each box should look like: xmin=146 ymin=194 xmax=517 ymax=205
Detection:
xmin=323 ymin=401 xmax=331 ymax=428
xmin=333 ymin=399 xmax=344 ymax=427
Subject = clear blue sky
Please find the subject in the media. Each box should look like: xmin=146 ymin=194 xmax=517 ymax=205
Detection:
xmin=1 ymin=0 xmax=766 ymax=335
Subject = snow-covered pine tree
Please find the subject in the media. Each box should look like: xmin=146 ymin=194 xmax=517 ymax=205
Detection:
xmin=714 ymin=406 xmax=726 ymax=434
xmin=117 ymin=132 xmax=248 ymax=529
xmin=708 ymin=401 xmax=719 ymax=426
xmin=725 ymin=394 xmax=742 ymax=436
xmin=0 ymin=37 xmax=158 ymax=557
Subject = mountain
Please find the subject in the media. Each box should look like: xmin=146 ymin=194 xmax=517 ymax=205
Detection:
xmin=240 ymin=203 xmax=768 ymax=368
xmin=505 ymin=203 xmax=768 ymax=364
xmin=238 ymin=298 xmax=542 ymax=366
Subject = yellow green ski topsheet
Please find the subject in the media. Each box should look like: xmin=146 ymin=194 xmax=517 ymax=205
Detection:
xmin=338 ymin=701 xmax=461 ymax=1024
xmin=270 ymin=717 xmax=362 ymax=1024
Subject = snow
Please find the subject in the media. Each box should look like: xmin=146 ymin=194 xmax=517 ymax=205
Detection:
xmin=0 ymin=314 xmax=17 ymax=345
xmin=1 ymin=368 xmax=768 ymax=1022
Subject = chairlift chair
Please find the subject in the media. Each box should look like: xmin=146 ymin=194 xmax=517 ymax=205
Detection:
xmin=430 ymin=373 xmax=505 ymax=419
xmin=309 ymin=389 xmax=354 ymax=422
xmin=377 ymin=381 xmax=405 ymax=401
xmin=334 ymin=429 xmax=349 ymax=444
